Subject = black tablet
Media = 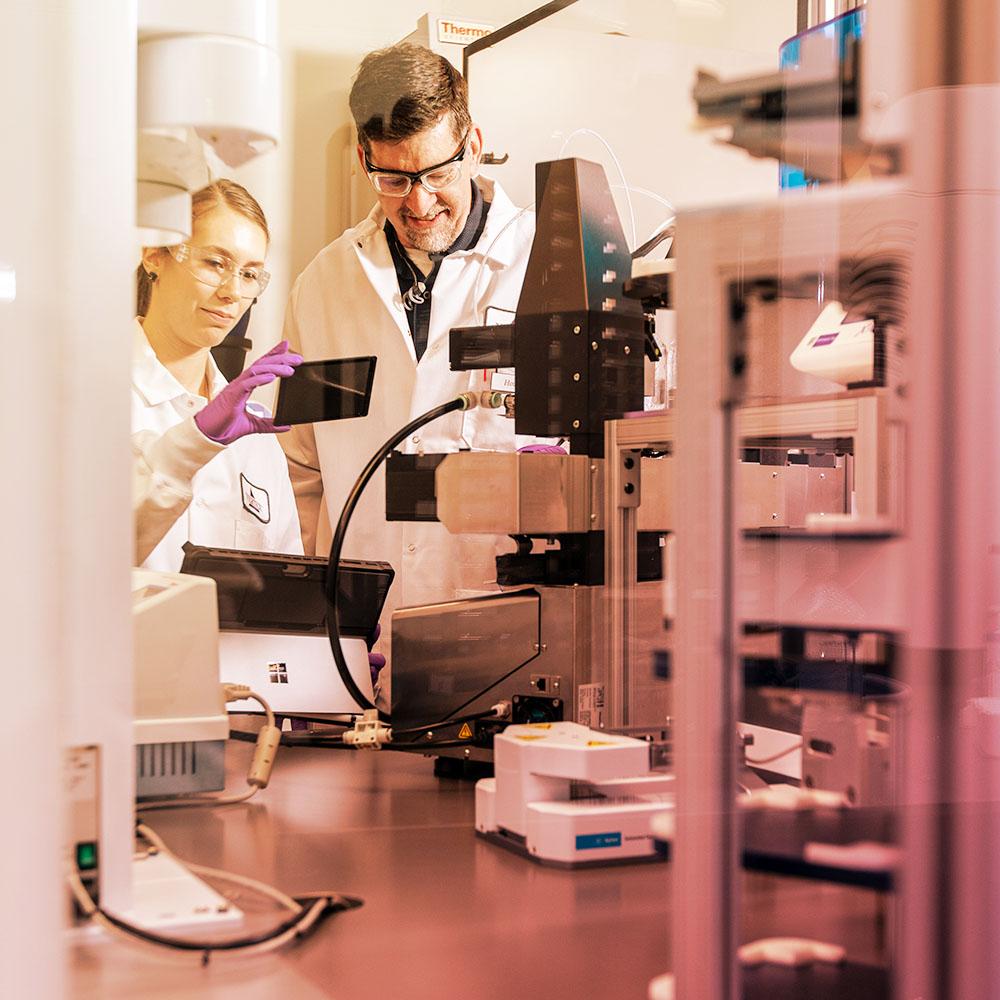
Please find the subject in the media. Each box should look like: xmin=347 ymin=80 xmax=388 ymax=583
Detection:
xmin=273 ymin=355 xmax=377 ymax=426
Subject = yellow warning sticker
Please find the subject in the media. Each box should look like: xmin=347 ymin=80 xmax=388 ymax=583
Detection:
xmin=458 ymin=723 xmax=473 ymax=740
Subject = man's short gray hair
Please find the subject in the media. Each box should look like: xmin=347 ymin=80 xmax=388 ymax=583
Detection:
xmin=349 ymin=43 xmax=471 ymax=153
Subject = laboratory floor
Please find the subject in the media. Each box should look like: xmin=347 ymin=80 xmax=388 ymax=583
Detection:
xmin=70 ymin=740 xmax=889 ymax=1000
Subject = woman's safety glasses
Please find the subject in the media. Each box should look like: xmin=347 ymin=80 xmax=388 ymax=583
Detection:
xmin=168 ymin=244 xmax=271 ymax=298
xmin=364 ymin=131 xmax=470 ymax=197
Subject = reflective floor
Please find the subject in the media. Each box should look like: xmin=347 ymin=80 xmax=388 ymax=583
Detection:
xmin=71 ymin=740 xmax=887 ymax=1000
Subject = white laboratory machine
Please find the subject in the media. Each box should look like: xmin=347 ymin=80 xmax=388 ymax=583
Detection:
xmin=132 ymin=570 xmax=229 ymax=798
xmin=475 ymin=721 xmax=673 ymax=866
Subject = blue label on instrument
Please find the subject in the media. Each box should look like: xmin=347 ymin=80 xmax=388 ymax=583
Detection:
xmin=575 ymin=832 xmax=622 ymax=850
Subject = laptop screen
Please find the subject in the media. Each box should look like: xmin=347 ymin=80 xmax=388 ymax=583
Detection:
xmin=180 ymin=544 xmax=394 ymax=638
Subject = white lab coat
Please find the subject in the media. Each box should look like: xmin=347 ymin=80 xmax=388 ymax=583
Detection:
xmin=282 ymin=176 xmax=535 ymax=635
xmin=132 ymin=321 xmax=302 ymax=571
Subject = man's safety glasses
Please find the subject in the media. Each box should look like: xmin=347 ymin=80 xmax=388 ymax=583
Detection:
xmin=364 ymin=131 xmax=470 ymax=197
xmin=168 ymin=244 xmax=270 ymax=298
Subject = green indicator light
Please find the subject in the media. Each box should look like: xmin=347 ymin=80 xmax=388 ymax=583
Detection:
xmin=76 ymin=842 xmax=98 ymax=871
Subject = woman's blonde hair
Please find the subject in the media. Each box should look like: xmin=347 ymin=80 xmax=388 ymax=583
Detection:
xmin=136 ymin=179 xmax=269 ymax=317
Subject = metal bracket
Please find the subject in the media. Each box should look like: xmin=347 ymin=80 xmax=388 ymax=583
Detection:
xmin=619 ymin=450 xmax=641 ymax=508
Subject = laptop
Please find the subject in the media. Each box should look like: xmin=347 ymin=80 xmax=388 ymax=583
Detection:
xmin=180 ymin=543 xmax=393 ymax=715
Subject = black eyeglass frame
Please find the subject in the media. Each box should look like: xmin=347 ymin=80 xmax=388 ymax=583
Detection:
xmin=363 ymin=130 xmax=472 ymax=195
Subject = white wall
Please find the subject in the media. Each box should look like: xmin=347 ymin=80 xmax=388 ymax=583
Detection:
xmin=468 ymin=1 xmax=798 ymax=248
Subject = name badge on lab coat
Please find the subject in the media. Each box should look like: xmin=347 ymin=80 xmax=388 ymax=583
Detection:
xmin=491 ymin=368 xmax=516 ymax=392
xmin=240 ymin=474 xmax=271 ymax=525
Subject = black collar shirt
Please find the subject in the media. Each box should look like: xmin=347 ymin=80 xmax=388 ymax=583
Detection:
xmin=384 ymin=181 xmax=490 ymax=362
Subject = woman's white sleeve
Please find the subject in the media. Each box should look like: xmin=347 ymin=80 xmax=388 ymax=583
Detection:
xmin=132 ymin=417 xmax=224 ymax=564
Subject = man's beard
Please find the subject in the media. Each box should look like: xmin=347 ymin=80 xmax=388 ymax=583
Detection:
xmin=400 ymin=209 xmax=464 ymax=253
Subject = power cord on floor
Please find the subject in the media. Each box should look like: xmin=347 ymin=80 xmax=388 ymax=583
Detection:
xmin=67 ymin=821 xmax=362 ymax=964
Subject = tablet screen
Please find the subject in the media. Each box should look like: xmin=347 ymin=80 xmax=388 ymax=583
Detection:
xmin=274 ymin=355 xmax=377 ymax=425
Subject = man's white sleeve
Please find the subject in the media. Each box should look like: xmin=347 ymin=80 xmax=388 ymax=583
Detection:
xmin=279 ymin=281 xmax=326 ymax=555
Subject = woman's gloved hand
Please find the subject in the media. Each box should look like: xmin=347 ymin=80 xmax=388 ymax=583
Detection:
xmin=195 ymin=340 xmax=302 ymax=445
xmin=517 ymin=443 xmax=567 ymax=454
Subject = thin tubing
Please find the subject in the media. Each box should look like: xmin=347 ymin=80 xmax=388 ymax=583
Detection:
xmin=473 ymin=203 xmax=535 ymax=324
xmin=326 ymin=397 xmax=470 ymax=721
xmin=558 ymin=128 xmax=637 ymax=251
xmin=744 ymin=740 xmax=804 ymax=766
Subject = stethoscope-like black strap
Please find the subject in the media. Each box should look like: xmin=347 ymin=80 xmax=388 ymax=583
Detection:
xmin=384 ymin=181 xmax=490 ymax=363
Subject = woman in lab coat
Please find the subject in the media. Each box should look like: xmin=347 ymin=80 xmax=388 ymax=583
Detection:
xmin=133 ymin=180 xmax=304 ymax=571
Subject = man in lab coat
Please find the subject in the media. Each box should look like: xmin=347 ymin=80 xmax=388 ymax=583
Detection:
xmin=281 ymin=43 xmax=536 ymax=682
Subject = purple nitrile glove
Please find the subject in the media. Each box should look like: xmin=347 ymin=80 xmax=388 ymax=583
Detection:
xmin=367 ymin=622 xmax=387 ymax=685
xmin=194 ymin=340 xmax=302 ymax=445
xmin=517 ymin=444 xmax=567 ymax=454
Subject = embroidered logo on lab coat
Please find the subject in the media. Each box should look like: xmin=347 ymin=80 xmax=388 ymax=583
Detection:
xmin=240 ymin=474 xmax=271 ymax=524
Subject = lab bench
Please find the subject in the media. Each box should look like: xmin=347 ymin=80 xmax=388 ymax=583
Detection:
xmin=70 ymin=740 xmax=889 ymax=1000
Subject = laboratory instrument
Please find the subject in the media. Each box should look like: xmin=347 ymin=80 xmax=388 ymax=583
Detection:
xmin=475 ymin=721 xmax=673 ymax=866
xmin=382 ymin=156 xmax=671 ymax=760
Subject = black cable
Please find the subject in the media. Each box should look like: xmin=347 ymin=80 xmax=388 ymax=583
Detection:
xmin=230 ymin=729 xmax=349 ymax=749
xmin=234 ymin=729 xmax=474 ymax=753
xmin=271 ymin=714 xmax=355 ymax=728
xmin=233 ymin=707 xmax=494 ymax=739
xmin=392 ymin=708 xmax=499 ymax=738
xmin=89 ymin=891 xmax=362 ymax=957
xmin=326 ymin=394 xmax=476 ymax=721
xmin=439 ymin=648 xmax=540 ymax=721
xmin=385 ymin=740 xmax=473 ymax=752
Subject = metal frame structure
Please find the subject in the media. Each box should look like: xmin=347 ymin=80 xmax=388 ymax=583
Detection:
xmin=604 ymin=412 xmax=673 ymax=730
xmin=673 ymin=181 xmax=911 ymax=999
xmin=671 ymin=0 xmax=1000 ymax=985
